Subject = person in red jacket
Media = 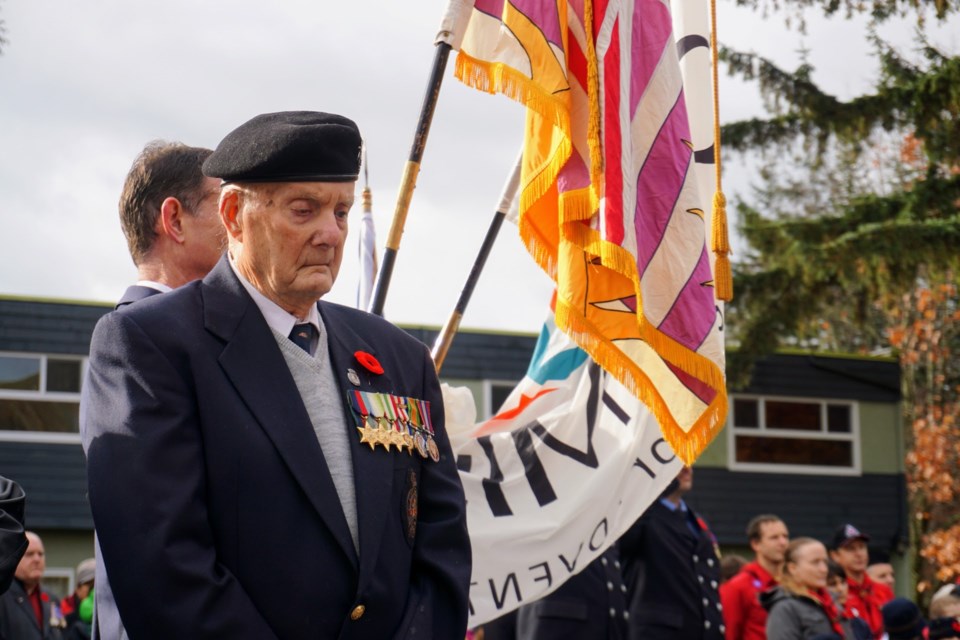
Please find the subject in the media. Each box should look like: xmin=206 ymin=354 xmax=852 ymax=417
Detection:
xmin=829 ymin=523 xmax=895 ymax=638
xmin=720 ymin=514 xmax=790 ymax=640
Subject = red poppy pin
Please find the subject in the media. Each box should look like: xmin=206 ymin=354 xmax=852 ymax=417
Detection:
xmin=354 ymin=351 xmax=384 ymax=375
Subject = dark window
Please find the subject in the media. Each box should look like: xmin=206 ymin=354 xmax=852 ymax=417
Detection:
xmin=733 ymin=398 xmax=759 ymax=428
xmin=730 ymin=395 xmax=857 ymax=471
xmin=827 ymin=404 xmax=852 ymax=433
xmin=765 ymin=400 xmax=821 ymax=431
xmin=0 ymin=356 xmax=41 ymax=391
xmin=47 ymin=359 xmax=82 ymax=393
xmin=735 ymin=436 xmax=853 ymax=467
xmin=0 ymin=399 xmax=80 ymax=432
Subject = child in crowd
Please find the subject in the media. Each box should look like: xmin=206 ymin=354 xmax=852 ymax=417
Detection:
xmin=827 ymin=560 xmax=872 ymax=640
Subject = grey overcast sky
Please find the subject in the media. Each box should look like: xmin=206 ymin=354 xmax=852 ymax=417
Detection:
xmin=1 ymin=1 xmax=956 ymax=333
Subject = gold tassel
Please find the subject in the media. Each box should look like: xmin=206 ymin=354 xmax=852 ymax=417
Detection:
xmin=709 ymin=0 xmax=732 ymax=302
xmin=711 ymin=191 xmax=733 ymax=301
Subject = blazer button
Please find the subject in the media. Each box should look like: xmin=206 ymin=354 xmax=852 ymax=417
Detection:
xmin=350 ymin=605 xmax=366 ymax=621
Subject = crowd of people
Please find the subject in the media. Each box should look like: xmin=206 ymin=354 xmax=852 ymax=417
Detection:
xmin=471 ymin=477 xmax=960 ymax=640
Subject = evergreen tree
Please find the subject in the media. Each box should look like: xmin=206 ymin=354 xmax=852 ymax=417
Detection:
xmin=721 ymin=0 xmax=960 ymax=600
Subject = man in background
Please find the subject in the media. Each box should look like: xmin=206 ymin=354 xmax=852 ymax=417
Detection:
xmin=620 ymin=466 xmax=724 ymax=639
xmin=0 ymin=531 xmax=64 ymax=639
xmin=866 ymin=557 xmax=896 ymax=593
xmin=116 ymin=141 xmax=224 ymax=306
xmin=88 ymin=140 xmax=225 ymax=640
xmin=720 ymin=514 xmax=790 ymax=640
xmin=830 ymin=523 xmax=895 ymax=638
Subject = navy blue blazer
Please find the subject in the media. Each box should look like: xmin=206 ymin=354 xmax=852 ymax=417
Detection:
xmin=620 ymin=501 xmax=724 ymax=640
xmin=516 ymin=546 xmax=628 ymax=640
xmin=81 ymin=257 xmax=471 ymax=639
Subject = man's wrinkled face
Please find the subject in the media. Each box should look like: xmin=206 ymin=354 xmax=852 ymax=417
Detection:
xmin=227 ymin=181 xmax=354 ymax=315
xmin=15 ymin=533 xmax=45 ymax=587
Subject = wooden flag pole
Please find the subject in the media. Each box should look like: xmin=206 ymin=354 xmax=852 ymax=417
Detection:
xmin=368 ymin=43 xmax=452 ymax=317
xmin=432 ymin=153 xmax=522 ymax=373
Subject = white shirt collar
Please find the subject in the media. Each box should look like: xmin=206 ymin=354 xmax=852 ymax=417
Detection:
xmin=228 ymin=255 xmax=321 ymax=339
xmin=136 ymin=280 xmax=173 ymax=293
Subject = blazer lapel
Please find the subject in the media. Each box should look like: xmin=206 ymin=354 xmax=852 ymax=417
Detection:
xmin=320 ymin=302 xmax=396 ymax=590
xmin=202 ymin=258 xmax=357 ymax=567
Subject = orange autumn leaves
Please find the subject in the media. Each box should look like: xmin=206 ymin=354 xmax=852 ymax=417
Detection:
xmin=888 ymin=276 xmax=960 ymax=591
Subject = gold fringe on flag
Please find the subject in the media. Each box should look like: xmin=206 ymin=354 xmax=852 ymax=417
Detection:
xmin=453 ymin=5 xmax=729 ymax=464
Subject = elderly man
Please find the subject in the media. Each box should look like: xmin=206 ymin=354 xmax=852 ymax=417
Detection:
xmin=0 ymin=531 xmax=64 ymax=639
xmin=81 ymin=111 xmax=471 ymax=639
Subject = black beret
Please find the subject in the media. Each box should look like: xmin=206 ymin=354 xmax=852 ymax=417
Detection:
xmin=203 ymin=111 xmax=362 ymax=184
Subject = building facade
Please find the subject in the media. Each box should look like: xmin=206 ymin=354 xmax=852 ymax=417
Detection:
xmin=0 ymin=295 xmax=906 ymax=598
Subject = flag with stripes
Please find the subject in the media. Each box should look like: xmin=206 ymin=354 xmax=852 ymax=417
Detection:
xmin=454 ymin=0 xmax=726 ymax=464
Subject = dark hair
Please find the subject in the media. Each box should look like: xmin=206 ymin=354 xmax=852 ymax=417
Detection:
xmin=827 ymin=559 xmax=847 ymax=582
xmin=746 ymin=514 xmax=783 ymax=543
xmin=119 ymin=141 xmax=213 ymax=265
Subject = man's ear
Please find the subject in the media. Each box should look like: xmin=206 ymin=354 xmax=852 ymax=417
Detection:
xmin=219 ymin=191 xmax=243 ymax=241
xmin=159 ymin=197 xmax=187 ymax=244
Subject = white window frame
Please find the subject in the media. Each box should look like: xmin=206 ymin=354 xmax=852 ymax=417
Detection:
xmin=482 ymin=379 xmax=519 ymax=420
xmin=42 ymin=567 xmax=75 ymax=601
xmin=726 ymin=393 xmax=862 ymax=476
xmin=0 ymin=351 xmax=85 ymax=444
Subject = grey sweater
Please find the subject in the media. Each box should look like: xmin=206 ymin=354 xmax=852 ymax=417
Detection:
xmin=273 ymin=326 xmax=359 ymax=552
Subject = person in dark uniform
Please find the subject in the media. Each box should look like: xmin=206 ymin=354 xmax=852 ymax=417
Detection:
xmin=0 ymin=476 xmax=27 ymax=595
xmin=81 ymin=111 xmax=472 ymax=639
xmin=516 ymin=545 xmax=628 ymax=640
xmin=620 ymin=466 xmax=724 ymax=640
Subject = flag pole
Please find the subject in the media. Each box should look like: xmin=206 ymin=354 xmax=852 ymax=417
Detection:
xmin=367 ymin=45 xmax=450 ymax=316
xmin=356 ymin=148 xmax=377 ymax=310
xmin=367 ymin=0 xmax=474 ymax=317
xmin=432 ymin=152 xmax=522 ymax=373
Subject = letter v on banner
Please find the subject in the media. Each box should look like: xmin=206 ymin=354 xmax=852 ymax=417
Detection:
xmin=437 ymin=0 xmax=727 ymax=627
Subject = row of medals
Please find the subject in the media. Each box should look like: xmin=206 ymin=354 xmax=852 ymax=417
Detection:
xmin=357 ymin=416 xmax=440 ymax=462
